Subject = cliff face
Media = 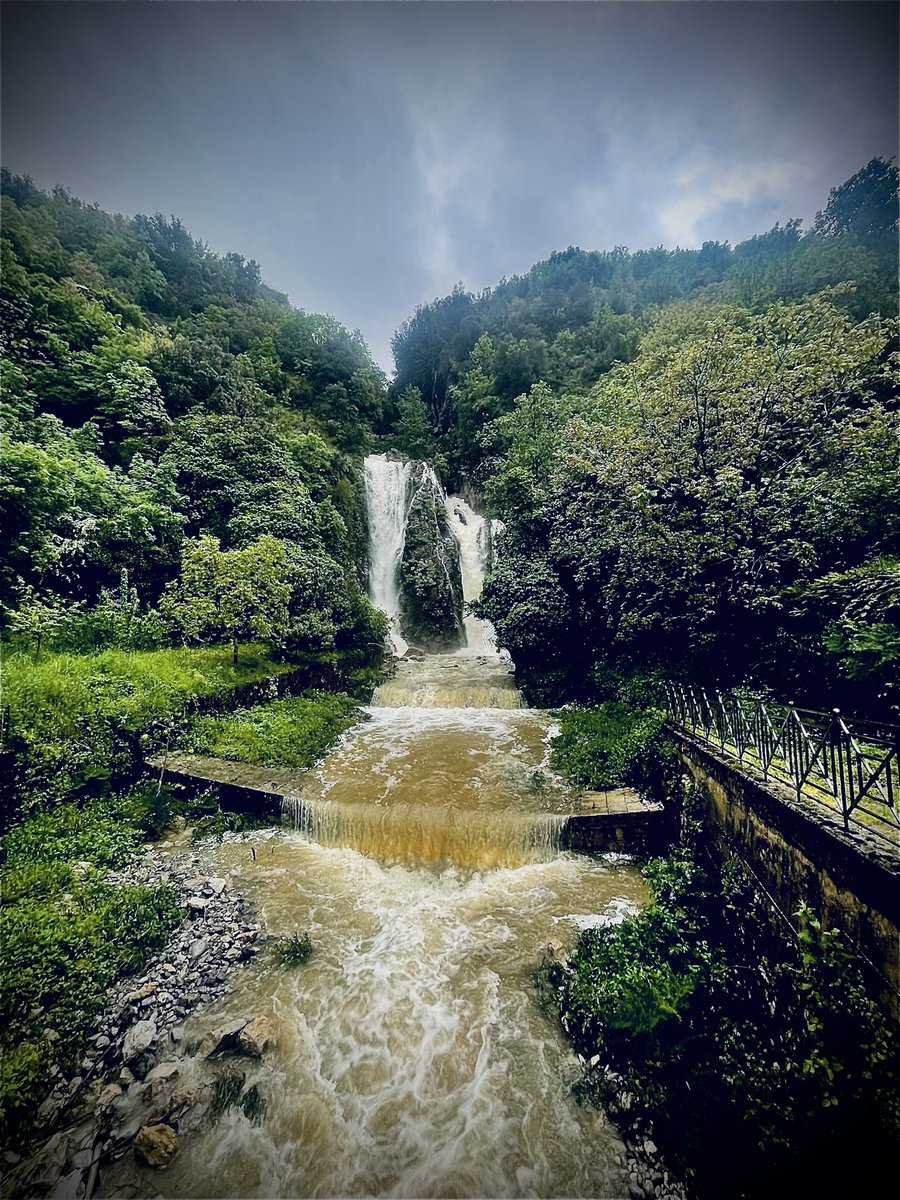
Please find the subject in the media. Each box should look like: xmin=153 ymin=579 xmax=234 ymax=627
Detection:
xmin=399 ymin=464 xmax=463 ymax=652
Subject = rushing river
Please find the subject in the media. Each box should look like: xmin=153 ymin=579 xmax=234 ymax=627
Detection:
xmin=103 ymin=655 xmax=647 ymax=1198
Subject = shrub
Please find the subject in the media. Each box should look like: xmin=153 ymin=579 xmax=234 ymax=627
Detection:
xmin=550 ymin=701 xmax=679 ymax=801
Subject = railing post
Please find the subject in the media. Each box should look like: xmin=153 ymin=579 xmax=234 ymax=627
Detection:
xmin=830 ymin=709 xmax=850 ymax=830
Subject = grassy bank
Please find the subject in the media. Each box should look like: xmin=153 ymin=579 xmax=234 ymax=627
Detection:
xmin=180 ymin=691 xmax=365 ymax=770
xmin=1 ymin=644 xmax=296 ymax=809
xmin=0 ymin=642 xmax=368 ymax=1141
xmin=0 ymin=788 xmax=183 ymax=1139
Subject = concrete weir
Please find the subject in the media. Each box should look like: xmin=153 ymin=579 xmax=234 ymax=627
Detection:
xmin=146 ymin=752 xmax=667 ymax=857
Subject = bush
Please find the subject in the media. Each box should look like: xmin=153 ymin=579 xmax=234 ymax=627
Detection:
xmin=549 ymin=812 xmax=900 ymax=1198
xmin=550 ymin=701 xmax=679 ymax=801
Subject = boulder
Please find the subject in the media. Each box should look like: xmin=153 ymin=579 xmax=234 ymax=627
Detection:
xmin=200 ymin=1017 xmax=248 ymax=1058
xmin=237 ymin=1016 xmax=275 ymax=1058
xmin=122 ymin=1019 xmax=157 ymax=1063
xmin=134 ymin=1123 xmax=178 ymax=1168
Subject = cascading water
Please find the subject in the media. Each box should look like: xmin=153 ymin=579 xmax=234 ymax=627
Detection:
xmin=363 ymin=454 xmax=414 ymax=655
xmin=444 ymin=496 xmax=503 ymax=654
xmin=100 ymin=459 xmax=648 ymax=1200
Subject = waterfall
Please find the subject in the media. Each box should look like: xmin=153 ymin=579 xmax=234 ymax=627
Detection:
xmin=443 ymin=497 xmax=503 ymax=654
xmin=363 ymin=454 xmax=414 ymax=655
xmin=364 ymin=452 xmax=502 ymax=658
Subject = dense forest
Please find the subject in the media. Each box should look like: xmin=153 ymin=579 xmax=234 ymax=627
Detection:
xmin=385 ymin=159 xmax=899 ymax=714
xmin=1 ymin=167 xmax=389 ymax=670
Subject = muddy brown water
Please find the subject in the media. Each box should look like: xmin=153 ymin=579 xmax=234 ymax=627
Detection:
xmin=102 ymin=656 xmax=648 ymax=1198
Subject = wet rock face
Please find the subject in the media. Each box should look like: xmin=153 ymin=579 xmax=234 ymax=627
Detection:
xmin=399 ymin=464 xmax=463 ymax=652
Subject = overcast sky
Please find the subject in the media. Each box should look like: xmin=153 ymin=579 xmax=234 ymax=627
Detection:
xmin=2 ymin=1 xmax=897 ymax=374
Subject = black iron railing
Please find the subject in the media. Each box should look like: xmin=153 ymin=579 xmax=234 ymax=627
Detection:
xmin=665 ymin=683 xmax=900 ymax=849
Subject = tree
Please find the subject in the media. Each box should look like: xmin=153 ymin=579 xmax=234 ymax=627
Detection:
xmin=813 ymin=157 xmax=899 ymax=250
xmin=162 ymin=535 xmax=291 ymax=664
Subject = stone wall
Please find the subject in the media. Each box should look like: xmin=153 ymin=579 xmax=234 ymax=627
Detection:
xmin=672 ymin=730 xmax=900 ymax=1016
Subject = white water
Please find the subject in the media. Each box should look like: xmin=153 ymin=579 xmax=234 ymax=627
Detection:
xmin=364 ymin=452 xmax=503 ymax=659
xmin=444 ymin=497 xmax=503 ymax=654
xmin=364 ymin=455 xmax=414 ymax=656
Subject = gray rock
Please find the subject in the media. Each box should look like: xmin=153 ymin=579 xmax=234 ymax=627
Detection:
xmin=123 ymin=1019 xmax=157 ymax=1063
xmin=51 ymin=1167 xmax=83 ymax=1199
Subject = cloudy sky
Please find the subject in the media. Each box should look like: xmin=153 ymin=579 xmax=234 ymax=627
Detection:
xmin=2 ymin=1 xmax=897 ymax=374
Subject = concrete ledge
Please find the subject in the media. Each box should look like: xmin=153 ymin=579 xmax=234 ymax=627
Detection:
xmin=147 ymin=754 xmax=669 ymax=855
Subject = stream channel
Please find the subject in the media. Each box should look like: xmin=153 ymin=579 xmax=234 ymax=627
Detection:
xmin=102 ymin=456 xmax=649 ymax=1198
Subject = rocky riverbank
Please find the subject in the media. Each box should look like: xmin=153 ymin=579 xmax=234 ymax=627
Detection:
xmin=4 ymin=837 xmax=269 ymax=1200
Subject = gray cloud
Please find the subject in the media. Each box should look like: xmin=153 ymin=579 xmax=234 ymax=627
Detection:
xmin=2 ymin=2 xmax=896 ymax=373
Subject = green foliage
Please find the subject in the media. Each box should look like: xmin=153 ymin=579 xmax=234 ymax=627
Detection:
xmin=182 ymin=692 xmax=362 ymax=770
xmin=478 ymin=294 xmax=900 ymax=713
xmin=275 ymin=932 xmax=313 ymax=966
xmin=2 ymin=644 xmax=293 ymax=807
xmin=550 ymin=703 xmax=679 ymax=801
xmin=162 ymin=534 xmax=292 ymax=662
xmin=0 ymin=799 xmax=181 ymax=1138
xmin=550 ymin=830 xmax=900 ymax=1197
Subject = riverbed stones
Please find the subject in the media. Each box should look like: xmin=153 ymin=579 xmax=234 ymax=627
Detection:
xmin=8 ymin=839 xmax=263 ymax=1199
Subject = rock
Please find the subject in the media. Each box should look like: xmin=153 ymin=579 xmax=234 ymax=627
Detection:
xmin=7 ymin=1131 xmax=69 ymax=1196
xmin=37 ymin=1094 xmax=63 ymax=1126
xmin=131 ymin=1050 xmax=157 ymax=1081
xmin=134 ymin=1124 xmax=178 ymax=1168
xmin=127 ymin=982 xmax=158 ymax=1003
xmin=95 ymin=1034 xmax=110 ymax=1049
xmin=237 ymin=1016 xmax=275 ymax=1058
xmin=188 ymin=938 xmax=208 ymax=959
xmin=123 ymin=1019 xmax=157 ymax=1063
xmin=546 ymin=938 xmax=567 ymax=963
xmin=187 ymin=896 xmax=211 ymax=913
xmin=51 ymin=1167 xmax=83 ymax=1198
xmin=155 ymin=1087 xmax=199 ymax=1127
xmin=183 ymin=876 xmax=207 ymax=891
xmin=200 ymin=1018 xmax=248 ymax=1057
xmin=119 ymin=1066 xmax=136 ymax=1086
xmin=643 ymin=1140 xmax=658 ymax=1157
xmin=145 ymin=1061 xmax=180 ymax=1085
xmin=208 ymin=877 xmax=227 ymax=895
xmin=96 ymin=1083 xmax=123 ymax=1110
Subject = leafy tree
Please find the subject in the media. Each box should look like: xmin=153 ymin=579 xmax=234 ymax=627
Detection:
xmin=162 ymin=535 xmax=291 ymax=664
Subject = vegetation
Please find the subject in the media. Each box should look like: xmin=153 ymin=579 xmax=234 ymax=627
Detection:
xmin=1 ymin=168 xmax=387 ymax=667
xmin=463 ymin=167 xmax=899 ymax=714
xmin=275 ymin=932 xmax=314 ymax=966
xmin=551 ymin=702 xmax=679 ymax=802
xmin=545 ymin=810 xmax=900 ymax=1198
xmin=2 ymin=644 xmax=295 ymax=809
xmin=0 ymin=791 xmax=183 ymax=1138
xmin=181 ymin=692 xmax=364 ymax=770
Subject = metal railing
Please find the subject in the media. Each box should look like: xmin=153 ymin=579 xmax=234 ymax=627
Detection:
xmin=665 ymin=683 xmax=900 ymax=849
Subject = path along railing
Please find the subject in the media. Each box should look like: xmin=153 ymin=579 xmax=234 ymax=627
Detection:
xmin=665 ymin=684 xmax=900 ymax=850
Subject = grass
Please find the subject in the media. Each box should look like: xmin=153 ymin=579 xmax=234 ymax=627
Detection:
xmin=1 ymin=643 xmax=295 ymax=806
xmin=180 ymin=692 xmax=364 ymax=771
